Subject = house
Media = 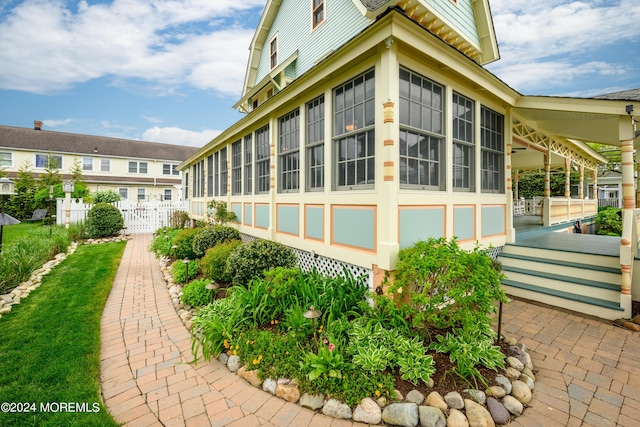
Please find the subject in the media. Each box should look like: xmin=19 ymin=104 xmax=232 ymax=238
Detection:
xmin=179 ymin=0 xmax=640 ymax=318
xmin=0 ymin=122 xmax=198 ymax=201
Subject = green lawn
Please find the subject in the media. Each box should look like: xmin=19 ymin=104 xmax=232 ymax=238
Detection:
xmin=1 ymin=222 xmax=44 ymax=247
xmin=0 ymin=241 xmax=125 ymax=427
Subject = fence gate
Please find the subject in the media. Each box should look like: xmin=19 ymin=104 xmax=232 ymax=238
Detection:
xmin=57 ymin=199 xmax=187 ymax=234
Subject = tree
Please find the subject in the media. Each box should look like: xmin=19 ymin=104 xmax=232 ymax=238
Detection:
xmin=588 ymin=143 xmax=620 ymax=171
xmin=39 ymin=153 xmax=62 ymax=189
xmin=69 ymin=158 xmax=86 ymax=187
xmin=4 ymin=161 xmax=37 ymax=220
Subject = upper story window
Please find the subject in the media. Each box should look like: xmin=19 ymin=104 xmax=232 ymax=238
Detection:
xmin=452 ymin=92 xmax=475 ymax=192
xmin=481 ymin=106 xmax=505 ymax=193
xmin=219 ymin=147 xmax=228 ymax=197
xmin=399 ymin=67 xmax=444 ymax=189
xmin=100 ymin=158 xmax=111 ymax=172
xmin=128 ymin=161 xmax=148 ymax=174
xmin=279 ymin=109 xmax=300 ymax=192
xmin=270 ymin=35 xmax=278 ymax=70
xmin=334 ymin=70 xmax=375 ymax=189
xmin=312 ymin=0 xmax=325 ymax=29
xmin=306 ymin=95 xmax=325 ymax=190
xmin=244 ymin=134 xmax=253 ymax=195
xmin=207 ymin=154 xmax=214 ymax=197
xmin=162 ymin=163 xmax=179 ymax=176
xmin=82 ymin=157 xmax=93 ymax=171
xmin=232 ymin=140 xmax=242 ymax=195
xmin=255 ymin=125 xmax=271 ymax=194
xmin=35 ymin=153 xmax=62 ymax=169
xmin=0 ymin=151 xmax=13 ymax=167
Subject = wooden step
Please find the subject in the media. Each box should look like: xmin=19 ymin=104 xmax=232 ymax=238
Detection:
xmin=501 ymin=244 xmax=620 ymax=269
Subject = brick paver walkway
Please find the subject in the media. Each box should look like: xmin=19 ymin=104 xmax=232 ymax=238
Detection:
xmin=101 ymin=234 xmax=636 ymax=426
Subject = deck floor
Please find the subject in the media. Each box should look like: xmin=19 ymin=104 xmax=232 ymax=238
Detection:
xmin=512 ymin=228 xmax=620 ymax=257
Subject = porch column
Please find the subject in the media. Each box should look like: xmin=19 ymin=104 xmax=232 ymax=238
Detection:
xmin=636 ymin=146 xmax=640 ymax=208
xmin=564 ymin=157 xmax=571 ymax=199
xmin=619 ymin=116 xmax=635 ymax=304
xmin=592 ymin=169 xmax=598 ymax=201
xmin=513 ymin=170 xmax=519 ymax=200
xmin=578 ymin=165 xmax=584 ymax=199
xmin=542 ymin=151 xmax=551 ymax=226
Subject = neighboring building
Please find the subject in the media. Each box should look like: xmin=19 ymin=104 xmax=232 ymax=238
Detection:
xmin=0 ymin=122 xmax=198 ymax=201
xmin=179 ymin=0 xmax=638 ymax=292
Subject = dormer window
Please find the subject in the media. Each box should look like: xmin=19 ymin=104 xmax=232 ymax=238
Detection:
xmin=270 ymin=35 xmax=278 ymax=69
xmin=312 ymin=0 xmax=325 ymax=29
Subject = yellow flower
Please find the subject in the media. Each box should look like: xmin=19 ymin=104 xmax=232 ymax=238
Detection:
xmin=253 ymin=359 xmax=259 ymax=365
xmin=285 ymin=351 xmax=289 ymax=355
xmin=378 ymin=383 xmax=383 ymax=388
xmin=246 ymin=340 xmax=250 ymax=345
xmin=232 ymin=350 xmax=237 ymax=356
xmin=375 ymin=390 xmax=381 ymax=397
xmin=236 ymin=345 xmax=239 ymax=350
xmin=258 ymin=355 xmax=263 ymax=360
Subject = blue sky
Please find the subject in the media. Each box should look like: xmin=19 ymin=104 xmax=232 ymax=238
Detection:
xmin=0 ymin=0 xmax=638 ymax=147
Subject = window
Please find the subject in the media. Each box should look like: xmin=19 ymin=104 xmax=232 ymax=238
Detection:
xmin=334 ymin=70 xmax=375 ymax=188
xmin=481 ymin=106 xmax=504 ymax=193
xmin=214 ymin=152 xmax=219 ymax=196
xmin=192 ymin=160 xmax=204 ymax=197
xmin=207 ymin=155 xmax=214 ymax=197
xmin=129 ymin=161 xmax=148 ymax=174
xmin=118 ymin=188 xmax=128 ymax=199
xmin=279 ymin=109 xmax=300 ymax=192
xmin=244 ymin=135 xmax=252 ymax=195
xmin=164 ymin=189 xmax=172 ymax=201
xmin=306 ymin=95 xmax=325 ymax=190
xmin=82 ymin=157 xmax=93 ymax=171
xmin=184 ymin=172 xmax=189 ymax=200
xmin=163 ymin=163 xmax=179 ymax=176
xmin=270 ymin=35 xmax=278 ymax=69
xmin=312 ymin=0 xmax=325 ymax=29
xmin=137 ymin=188 xmax=146 ymax=201
xmin=100 ymin=158 xmax=111 ymax=172
xmin=255 ymin=125 xmax=270 ymax=193
xmin=0 ymin=151 xmax=12 ymax=167
xmin=35 ymin=153 xmax=62 ymax=169
xmin=398 ymin=67 xmax=444 ymax=189
xmin=219 ymin=148 xmax=228 ymax=196
xmin=452 ymin=92 xmax=475 ymax=191
xmin=232 ymin=140 xmax=242 ymax=195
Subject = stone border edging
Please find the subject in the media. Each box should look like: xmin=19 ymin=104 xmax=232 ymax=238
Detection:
xmin=158 ymin=256 xmax=536 ymax=426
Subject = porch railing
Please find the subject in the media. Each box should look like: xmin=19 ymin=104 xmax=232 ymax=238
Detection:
xmin=547 ymin=198 xmax=597 ymax=226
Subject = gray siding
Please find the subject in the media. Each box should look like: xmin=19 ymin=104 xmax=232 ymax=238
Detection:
xmin=255 ymin=0 xmax=370 ymax=84
xmin=424 ymin=0 xmax=480 ymax=47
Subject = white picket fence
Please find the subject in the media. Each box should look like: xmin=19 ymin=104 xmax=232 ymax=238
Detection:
xmin=56 ymin=199 xmax=188 ymax=233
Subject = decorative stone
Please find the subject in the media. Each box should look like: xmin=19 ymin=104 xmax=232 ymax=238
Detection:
xmin=276 ymin=383 xmax=300 ymax=403
xmin=503 ymin=336 xmax=517 ymax=346
xmin=506 ymin=356 xmax=524 ymax=371
xmin=510 ymin=380 xmax=532 ymax=405
xmin=486 ymin=386 xmax=506 ymax=399
xmin=353 ymin=397 xmax=382 ymax=424
xmin=394 ymin=389 xmax=404 ymax=401
xmin=464 ymin=399 xmax=495 ymax=427
xmin=0 ymin=306 xmax=11 ymax=314
xmin=299 ymin=393 xmax=325 ymax=410
xmin=376 ymin=396 xmax=389 ymax=408
xmin=523 ymin=352 xmax=533 ymax=371
xmin=226 ymin=355 xmax=241 ymax=372
xmin=465 ymin=389 xmax=486 ymax=405
xmin=504 ymin=367 xmax=521 ymax=380
xmin=381 ymin=403 xmax=419 ymax=427
xmin=418 ymin=405 xmax=446 ymax=427
xmin=521 ymin=367 xmax=536 ymax=382
xmin=447 ymin=408 xmax=469 ymax=427
xmin=425 ymin=391 xmax=448 ymax=412
xmin=495 ymin=375 xmax=512 ymax=395
xmin=218 ymin=353 xmax=229 ymax=365
xmin=322 ymin=399 xmax=352 ymax=419
xmin=501 ymin=395 xmax=524 ymax=416
xmin=237 ymin=366 xmax=262 ymax=387
xmin=262 ymin=378 xmax=277 ymax=395
xmin=519 ymin=374 xmax=535 ymax=390
xmin=184 ymin=320 xmax=193 ymax=330
xmin=444 ymin=391 xmax=464 ymax=410
xmin=486 ymin=397 xmax=511 ymax=425
xmin=406 ymin=389 xmax=425 ymax=404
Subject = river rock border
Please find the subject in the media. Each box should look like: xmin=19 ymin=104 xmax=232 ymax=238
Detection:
xmin=0 ymin=236 xmax=130 ymax=320
xmin=159 ymin=256 xmax=536 ymax=426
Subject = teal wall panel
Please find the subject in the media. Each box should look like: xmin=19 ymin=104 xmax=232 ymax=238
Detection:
xmin=332 ymin=206 xmax=375 ymax=251
xmin=481 ymin=206 xmax=505 ymax=237
xmin=399 ymin=207 xmax=445 ymax=249
xmin=231 ymin=203 xmax=242 ymax=223
xmin=244 ymin=204 xmax=252 ymax=226
xmin=305 ymin=205 xmax=324 ymax=240
xmin=453 ymin=206 xmax=475 ymax=241
xmin=255 ymin=204 xmax=270 ymax=229
xmin=277 ymin=205 xmax=300 ymax=235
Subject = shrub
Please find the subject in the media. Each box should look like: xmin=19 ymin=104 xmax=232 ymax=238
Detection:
xmin=596 ymin=207 xmax=622 ymax=236
xmin=201 ymin=240 xmax=242 ymax=283
xmin=169 ymin=211 xmax=190 ymax=229
xmin=207 ymin=200 xmax=237 ymax=225
xmin=226 ymin=240 xmax=297 ymax=286
xmin=180 ymin=279 xmax=211 ymax=307
xmin=67 ymin=222 xmax=86 ymax=241
xmin=85 ymin=202 xmax=124 ymax=238
xmin=173 ymin=228 xmax=200 ymax=260
xmin=387 ymin=237 xmax=507 ymax=331
xmin=171 ymin=259 xmax=199 ymax=284
xmin=192 ymin=225 xmax=241 ymax=258
xmin=91 ymin=190 xmax=121 ymax=204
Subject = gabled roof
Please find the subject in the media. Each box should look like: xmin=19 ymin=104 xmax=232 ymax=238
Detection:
xmin=594 ymin=89 xmax=640 ymax=102
xmin=0 ymin=125 xmax=198 ymax=161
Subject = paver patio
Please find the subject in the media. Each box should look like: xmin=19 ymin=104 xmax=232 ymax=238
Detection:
xmin=101 ymin=234 xmax=637 ymax=426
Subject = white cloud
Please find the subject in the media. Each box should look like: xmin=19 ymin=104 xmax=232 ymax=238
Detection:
xmin=43 ymin=118 xmax=73 ymax=127
xmin=142 ymin=126 xmax=220 ymax=147
xmin=0 ymin=0 xmax=264 ymax=95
